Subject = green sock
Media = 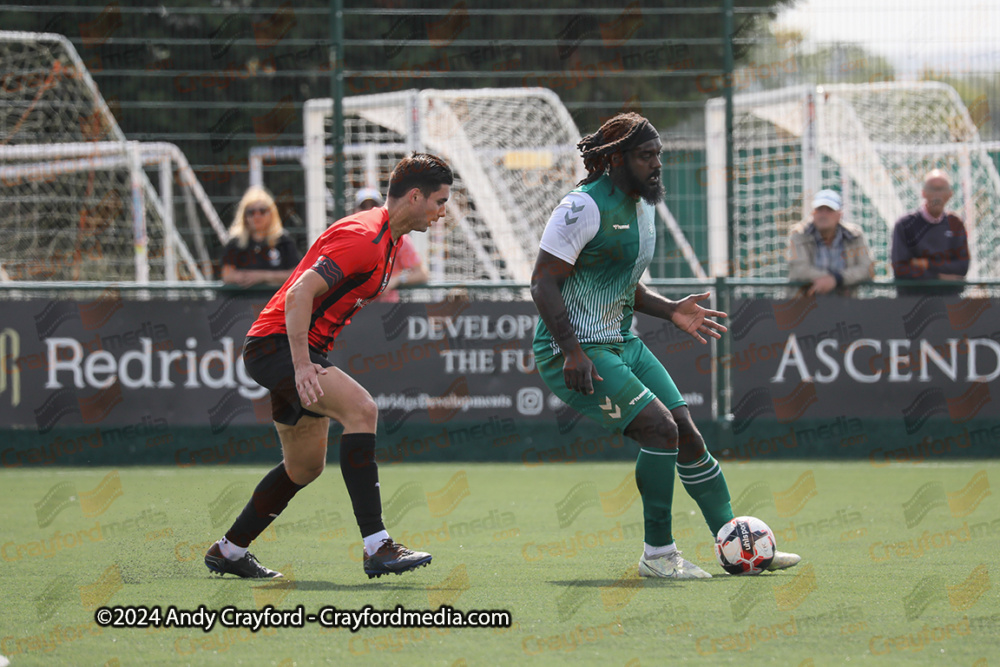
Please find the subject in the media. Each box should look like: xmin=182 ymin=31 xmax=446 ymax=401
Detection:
xmin=677 ymin=451 xmax=734 ymax=536
xmin=634 ymin=448 xmax=677 ymax=547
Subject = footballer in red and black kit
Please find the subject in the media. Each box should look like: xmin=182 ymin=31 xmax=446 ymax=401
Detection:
xmin=203 ymin=153 xmax=454 ymax=581
xmin=249 ymin=207 xmax=401 ymax=353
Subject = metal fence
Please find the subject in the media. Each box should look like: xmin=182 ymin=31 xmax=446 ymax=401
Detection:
xmin=2 ymin=2 xmax=998 ymax=281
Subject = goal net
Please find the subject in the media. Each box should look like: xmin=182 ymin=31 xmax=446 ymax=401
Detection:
xmin=706 ymin=82 xmax=1000 ymax=280
xmin=0 ymin=31 xmax=224 ymax=283
xmin=304 ymin=88 xmax=706 ymax=283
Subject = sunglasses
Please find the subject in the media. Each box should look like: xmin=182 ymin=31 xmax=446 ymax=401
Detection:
xmin=245 ymin=206 xmax=270 ymax=217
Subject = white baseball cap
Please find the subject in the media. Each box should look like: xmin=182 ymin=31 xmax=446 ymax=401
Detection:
xmin=355 ymin=187 xmax=384 ymax=207
xmin=811 ymin=189 xmax=842 ymax=211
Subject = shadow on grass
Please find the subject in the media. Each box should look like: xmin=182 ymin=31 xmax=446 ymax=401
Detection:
xmin=546 ymin=577 xmax=735 ymax=587
xmin=245 ymin=580 xmax=432 ymax=592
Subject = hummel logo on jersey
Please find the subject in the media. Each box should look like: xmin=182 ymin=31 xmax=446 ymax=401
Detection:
xmin=613 ymin=224 xmax=630 ymax=230
xmin=564 ymin=201 xmax=585 ymax=225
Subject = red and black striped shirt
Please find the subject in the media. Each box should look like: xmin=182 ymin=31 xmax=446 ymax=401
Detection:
xmin=247 ymin=207 xmax=399 ymax=352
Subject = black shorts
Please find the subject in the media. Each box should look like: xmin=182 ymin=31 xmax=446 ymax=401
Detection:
xmin=243 ymin=335 xmax=334 ymax=426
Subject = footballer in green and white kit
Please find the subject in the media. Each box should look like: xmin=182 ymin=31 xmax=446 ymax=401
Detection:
xmin=533 ymin=172 xmax=685 ymax=430
xmin=530 ymin=112 xmax=801 ymax=579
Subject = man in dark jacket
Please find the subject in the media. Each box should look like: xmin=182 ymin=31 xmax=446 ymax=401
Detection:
xmin=891 ymin=170 xmax=970 ymax=296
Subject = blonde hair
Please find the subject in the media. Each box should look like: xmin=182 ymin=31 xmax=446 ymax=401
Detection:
xmin=227 ymin=186 xmax=284 ymax=249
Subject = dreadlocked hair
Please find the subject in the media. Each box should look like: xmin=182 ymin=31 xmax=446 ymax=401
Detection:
xmin=576 ymin=112 xmax=652 ymax=186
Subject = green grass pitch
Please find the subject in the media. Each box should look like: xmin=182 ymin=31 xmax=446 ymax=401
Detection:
xmin=2 ymin=460 xmax=998 ymax=666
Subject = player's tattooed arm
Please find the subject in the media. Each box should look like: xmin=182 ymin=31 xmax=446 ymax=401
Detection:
xmin=550 ymin=310 xmax=577 ymax=347
xmin=530 ymin=249 xmax=603 ymax=394
xmin=634 ymin=284 xmax=727 ymax=345
xmin=530 ymin=250 xmax=580 ymax=351
xmin=633 ymin=282 xmax=679 ymax=319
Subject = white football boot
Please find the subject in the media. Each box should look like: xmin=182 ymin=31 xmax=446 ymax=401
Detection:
xmin=638 ymin=550 xmax=712 ymax=579
xmin=767 ymin=550 xmax=802 ymax=571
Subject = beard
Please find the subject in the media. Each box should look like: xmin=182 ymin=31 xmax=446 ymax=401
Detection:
xmin=614 ymin=164 xmax=665 ymax=205
xmin=638 ymin=176 xmax=665 ymax=206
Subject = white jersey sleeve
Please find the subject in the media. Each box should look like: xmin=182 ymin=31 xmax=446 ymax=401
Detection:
xmin=538 ymin=192 xmax=600 ymax=265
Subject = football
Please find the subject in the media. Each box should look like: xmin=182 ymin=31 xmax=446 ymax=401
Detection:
xmin=715 ymin=516 xmax=776 ymax=575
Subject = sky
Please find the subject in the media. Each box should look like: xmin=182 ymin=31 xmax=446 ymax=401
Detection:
xmin=773 ymin=0 xmax=1000 ymax=76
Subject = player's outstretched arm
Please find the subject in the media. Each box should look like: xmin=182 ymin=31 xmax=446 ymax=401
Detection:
xmin=285 ymin=269 xmax=330 ymax=405
xmin=530 ymin=250 xmax=603 ymax=395
xmin=634 ymin=284 xmax=727 ymax=344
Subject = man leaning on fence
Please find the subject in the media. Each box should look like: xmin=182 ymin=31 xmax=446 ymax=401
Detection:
xmin=787 ymin=189 xmax=874 ymax=296
xmin=891 ymin=169 xmax=970 ymax=297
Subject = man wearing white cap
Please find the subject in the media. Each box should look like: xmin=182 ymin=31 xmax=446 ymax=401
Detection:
xmin=787 ymin=189 xmax=874 ymax=296
xmin=355 ymin=187 xmax=384 ymax=212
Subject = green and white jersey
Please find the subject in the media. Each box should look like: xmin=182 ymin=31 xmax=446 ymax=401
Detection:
xmin=534 ymin=174 xmax=657 ymax=355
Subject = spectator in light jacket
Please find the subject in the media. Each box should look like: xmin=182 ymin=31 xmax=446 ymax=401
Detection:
xmin=787 ymin=189 xmax=874 ymax=296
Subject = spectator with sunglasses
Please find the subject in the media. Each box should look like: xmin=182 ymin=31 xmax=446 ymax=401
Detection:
xmin=221 ymin=186 xmax=301 ymax=288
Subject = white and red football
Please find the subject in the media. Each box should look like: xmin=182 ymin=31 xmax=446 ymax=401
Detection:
xmin=715 ymin=516 xmax=776 ymax=575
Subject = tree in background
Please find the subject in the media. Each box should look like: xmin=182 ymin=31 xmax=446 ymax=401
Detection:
xmin=3 ymin=0 xmax=791 ymax=265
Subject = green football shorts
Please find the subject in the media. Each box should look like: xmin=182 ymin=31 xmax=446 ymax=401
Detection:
xmin=534 ymin=336 xmax=686 ymax=432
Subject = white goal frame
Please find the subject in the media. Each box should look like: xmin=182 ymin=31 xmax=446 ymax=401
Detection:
xmin=0 ymin=141 xmax=226 ymax=282
xmin=0 ymin=31 xmax=225 ymax=283
xmin=706 ymin=82 xmax=1000 ymax=279
xmin=302 ymin=88 xmax=706 ymax=282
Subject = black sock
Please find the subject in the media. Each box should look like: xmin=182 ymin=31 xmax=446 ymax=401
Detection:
xmin=225 ymin=463 xmax=305 ymax=548
xmin=340 ymin=433 xmax=385 ymax=537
